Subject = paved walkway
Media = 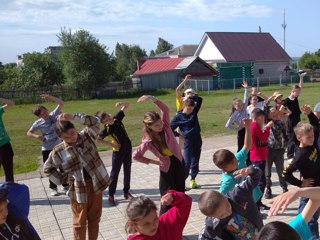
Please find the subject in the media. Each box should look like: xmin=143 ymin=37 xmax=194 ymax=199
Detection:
xmin=3 ymin=135 xmax=299 ymax=239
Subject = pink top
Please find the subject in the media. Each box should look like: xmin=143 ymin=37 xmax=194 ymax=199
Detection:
xmin=132 ymin=99 xmax=183 ymax=173
xmin=128 ymin=190 xmax=192 ymax=240
xmin=250 ymin=121 xmax=270 ymax=161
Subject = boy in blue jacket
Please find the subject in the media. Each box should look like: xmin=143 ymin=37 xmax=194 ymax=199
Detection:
xmin=198 ymin=166 xmax=263 ymax=240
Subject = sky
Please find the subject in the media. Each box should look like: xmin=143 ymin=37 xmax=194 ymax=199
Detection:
xmin=1 ymin=0 xmax=319 ymax=64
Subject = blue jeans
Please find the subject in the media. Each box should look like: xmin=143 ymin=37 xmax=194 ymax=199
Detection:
xmin=298 ymin=197 xmax=320 ymax=240
xmin=183 ymin=135 xmax=202 ymax=180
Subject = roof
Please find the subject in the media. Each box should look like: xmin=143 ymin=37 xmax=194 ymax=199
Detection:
xmin=155 ymin=44 xmax=198 ymax=58
xmin=133 ymin=58 xmax=185 ymax=75
xmin=133 ymin=57 xmax=217 ymax=76
xmin=202 ymin=32 xmax=291 ymax=62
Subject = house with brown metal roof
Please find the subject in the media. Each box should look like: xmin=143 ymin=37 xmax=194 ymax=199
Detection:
xmin=155 ymin=44 xmax=198 ymax=58
xmin=131 ymin=56 xmax=218 ymax=91
xmin=194 ymin=32 xmax=291 ymax=88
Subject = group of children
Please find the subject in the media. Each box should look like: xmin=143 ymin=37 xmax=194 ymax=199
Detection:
xmin=0 ymin=71 xmax=320 ymax=239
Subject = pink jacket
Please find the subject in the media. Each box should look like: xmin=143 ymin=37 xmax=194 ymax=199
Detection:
xmin=132 ymin=99 xmax=183 ymax=173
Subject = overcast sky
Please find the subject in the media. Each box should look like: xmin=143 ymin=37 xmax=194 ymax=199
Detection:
xmin=1 ymin=0 xmax=319 ymax=64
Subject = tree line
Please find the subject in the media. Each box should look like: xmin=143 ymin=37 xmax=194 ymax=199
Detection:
xmin=0 ymin=28 xmax=174 ymax=92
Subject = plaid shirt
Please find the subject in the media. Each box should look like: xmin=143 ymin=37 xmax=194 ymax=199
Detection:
xmin=43 ymin=114 xmax=110 ymax=203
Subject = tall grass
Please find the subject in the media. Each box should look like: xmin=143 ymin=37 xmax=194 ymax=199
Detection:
xmin=2 ymin=82 xmax=320 ymax=175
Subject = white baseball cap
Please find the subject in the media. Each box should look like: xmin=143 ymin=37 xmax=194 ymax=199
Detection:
xmin=184 ymin=88 xmax=196 ymax=94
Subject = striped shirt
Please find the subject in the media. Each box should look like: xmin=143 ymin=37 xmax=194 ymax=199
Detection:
xmin=43 ymin=114 xmax=110 ymax=203
xmin=225 ymin=88 xmax=249 ymax=131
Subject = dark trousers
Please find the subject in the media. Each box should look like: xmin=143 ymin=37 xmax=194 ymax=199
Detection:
xmin=298 ymin=197 xmax=320 ymax=239
xmin=237 ymin=128 xmax=246 ymax=153
xmin=108 ymin=147 xmax=132 ymax=196
xmin=266 ymin=148 xmax=287 ymax=190
xmin=159 ymin=156 xmax=185 ymax=215
xmin=287 ymin=119 xmax=299 ymax=159
xmin=184 ymin=135 xmax=202 ymax=180
xmin=251 ymin=160 xmax=266 ymax=205
xmin=43 ymin=150 xmax=68 ymax=189
xmin=0 ymin=142 xmax=14 ymax=182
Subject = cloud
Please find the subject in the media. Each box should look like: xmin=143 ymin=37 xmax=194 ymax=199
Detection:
xmin=0 ymin=0 xmax=273 ymax=28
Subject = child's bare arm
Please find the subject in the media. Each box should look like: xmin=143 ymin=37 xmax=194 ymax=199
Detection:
xmin=242 ymin=118 xmax=252 ymax=151
xmin=176 ymin=74 xmax=191 ymax=96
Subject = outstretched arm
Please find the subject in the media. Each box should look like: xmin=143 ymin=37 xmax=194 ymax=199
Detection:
xmin=40 ymin=94 xmax=64 ymax=111
xmin=176 ymin=74 xmax=191 ymax=96
xmin=299 ymin=72 xmax=306 ymax=89
xmin=0 ymin=98 xmax=15 ymax=111
xmin=268 ymin=187 xmax=320 ymax=223
xmin=242 ymin=118 xmax=252 ymax=152
xmin=115 ymin=102 xmax=129 ymax=112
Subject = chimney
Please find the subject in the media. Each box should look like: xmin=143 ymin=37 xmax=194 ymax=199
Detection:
xmin=137 ymin=58 xmax=146 ymax=70
xmin=259 ymin=26 xmax=261 ymax=33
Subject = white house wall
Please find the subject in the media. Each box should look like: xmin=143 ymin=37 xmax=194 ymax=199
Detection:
xmin=197 ymin=37 xmax=225 ymax=64
xmin=253 ymin=61 xmax=290 ymax=83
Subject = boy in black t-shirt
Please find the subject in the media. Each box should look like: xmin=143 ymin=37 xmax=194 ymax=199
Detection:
xmin=96 ymin=102 xmax=133 ymax=206
xmin=283 ymin=104 xmax=320 ymax=239
xmin=283 ymin=72 xmax=306 ymax=159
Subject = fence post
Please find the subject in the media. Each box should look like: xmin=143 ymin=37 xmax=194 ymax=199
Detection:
xmin=279 ymin=75 xmax=282 ymax=86
xmin=257 ymin=77 xmax=259 ymax=89
xmin=233 ymin=79 xmax=236 ymax=92
xmin=291 ymin=75 xmax=293 ymax=85
xmin=269 ymin=76 xmax=271 ymax=87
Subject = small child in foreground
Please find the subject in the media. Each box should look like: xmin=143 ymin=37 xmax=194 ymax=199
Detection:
xmin=126 ymin=190 xmax=192 ymax=240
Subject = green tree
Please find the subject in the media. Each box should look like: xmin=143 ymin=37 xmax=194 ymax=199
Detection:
xmin=154 ymin=37 xmax=174 ymax=55
xmin=149 ymin=50 xmax=156 ymax=57
xmin=115 ymin=43 xmax=146 ymax=81
xmin=0 ymin=62 xmax=4 ymax=85
xmin=299 ymin=51 xmax=320 ymax=70
xmin=57 ymin=28 xmax=114 ymax=90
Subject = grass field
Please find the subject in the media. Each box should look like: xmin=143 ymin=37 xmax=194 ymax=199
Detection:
xmin=2 ymin=82 xmax=320 ymax=176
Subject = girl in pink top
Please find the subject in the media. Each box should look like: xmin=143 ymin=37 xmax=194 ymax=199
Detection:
xmin=126 ymin=190 xmax=192 ymax=240
xmin=133 ymin=95 xmax=185 ymax=214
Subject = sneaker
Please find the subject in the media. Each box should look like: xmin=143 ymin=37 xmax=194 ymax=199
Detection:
xmin=124 ymin=192 xmax=133 ymax=200
xmin=60 ymin=186 xmax=69 ymax=194
xmin=50 ymin=188 xmax=59 ymax=196
xmin=108 ymin=195 xmax=116 ymax=206
xmin=264 ymin=188 xmax=272 ymax=199
xmin=258 ymin=203 xmax=270 ymax=211
xmin=190 ymin=179 xmax=199 ymax=189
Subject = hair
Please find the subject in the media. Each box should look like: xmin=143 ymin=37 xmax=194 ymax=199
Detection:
xmin=125 ymin=196 xmax=157 ymax=234
xmin=32 ymin=105 xmax=48 ymax=117
xmin=231 ymin=98 xmax=242 ymax=114
xmin=198 ymin=190 xmax=225 ymax=217
xmin=213 ymin=149 xmax=236 ymax=170
xmin=294 ymin=122 xmax=313 ymax=137
xmin=291 ymin=84 xmax=301 ymax=91
xmin=95 ymin=111 xmax=111 ymax=122
xmin=251 ymin=108 xmax=266 ymax=120
xmin=143 ymin=111 xmax=167 ymax=151
xmin=257 ymin=221 xmax=300 ymax=240
xmin=249 ymin=94 xmax=258 ymax=103
xmin=183 ymin=98 xmax=196 ymax=107
xmin=54 ymin=121 xmax=75 ymax=137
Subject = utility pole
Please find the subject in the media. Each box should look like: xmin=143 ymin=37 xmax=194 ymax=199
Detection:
xmin=281 ymin=8 xmax=287 ymax=50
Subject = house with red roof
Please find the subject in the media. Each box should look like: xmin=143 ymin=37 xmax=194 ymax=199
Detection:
xmin=194 ymin=32 xmax=291 ymax=88
xmin=131 ymin=56 xmax=217 ymax=90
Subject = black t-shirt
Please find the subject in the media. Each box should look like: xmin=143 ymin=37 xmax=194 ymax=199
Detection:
xmin=284 ymin=145 xmax=320 ymax=186
xmin=283 ymin=97 xmax=301 ymax=125
xmin=98 ymin=110 xmax=131 ymax=148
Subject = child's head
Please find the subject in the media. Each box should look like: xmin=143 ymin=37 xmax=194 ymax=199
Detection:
xmin=55 ymin=121 xmax=78 ymax=144
xmin=213 ymin=149 xmax=238 ymax=173
xmin=251 ymin=108 xmax=265 ymax=126
xmin=268 ymin=107 xmax=279 ymax=121
xmin=198 ymin=190 xmax=232 ymax=219
xmin=257 ymin=221 xmax=300 ymax=240
xmin=314 ymin=103 xmax=320 ymax=120
xmin=143 ymin=111 xmax=163 ymax=133
xmin=273 ymin=91 xmax=283 ymax=104
xmin=294 ymin=122 xmax=314 ymax=147
xmin=184 ymin=88 xmax=196 ymax=98
xmin=182 ymin=98 xmax=196 ymax=115
xmin=251 ymin=87 xmax=258 ymax=95
xmin=290 ymin=85 xmax=301 ymax=98
xmin=232 ymin=98 xmax=243 ymax=112
xmin=0 ymin=185 xmax=9 ymax=225
xmin=32 ymin=105 xmax=49 ymax=120
xmin=249 ymin=94 xmax=259 ymax=106
xmin=96 ymin=111 xmax=114 ymax=125
xmin=126 ymin=196 xmax=159 ymax=236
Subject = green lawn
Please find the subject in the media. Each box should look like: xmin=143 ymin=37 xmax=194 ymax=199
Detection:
xmin=2 ymin=82 xmax=320 ymax=175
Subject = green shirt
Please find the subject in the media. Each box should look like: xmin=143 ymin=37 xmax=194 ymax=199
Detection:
xmin=0 ymin=107 xmax=10 ymax=146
